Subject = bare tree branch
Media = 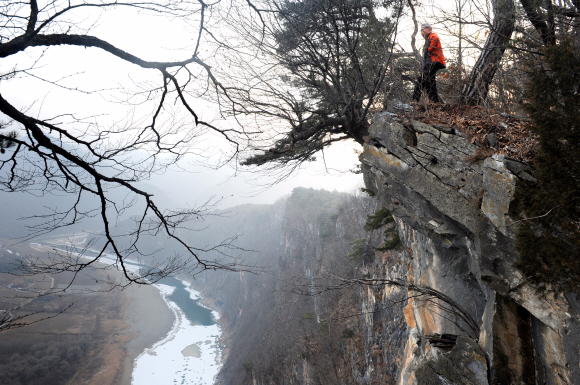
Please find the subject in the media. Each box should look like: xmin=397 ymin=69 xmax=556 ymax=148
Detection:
xmin=282 ymin=274 xmax=480 ymax=339
xmin=0 ymin=0 xmax=264 ymax=294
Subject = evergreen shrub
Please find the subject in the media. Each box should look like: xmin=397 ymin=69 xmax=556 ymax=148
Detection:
xmin=515 ymin=38 xmax=580 ymax=291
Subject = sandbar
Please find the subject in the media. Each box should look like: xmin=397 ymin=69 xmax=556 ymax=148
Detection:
xmin=181 ymin=343 xmax=201 ymax=358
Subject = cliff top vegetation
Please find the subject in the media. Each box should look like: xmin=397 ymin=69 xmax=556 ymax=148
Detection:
xmin=399 ymin=103 xmax=535 ymax=163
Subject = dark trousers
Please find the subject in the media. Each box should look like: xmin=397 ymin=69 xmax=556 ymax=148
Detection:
xmin=413 ymin=62 xmax=445 ymax=103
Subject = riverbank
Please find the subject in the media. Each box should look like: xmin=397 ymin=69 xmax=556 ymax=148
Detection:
xmin=119 ymin=284 xmax=175 ymax=385
xmin=25 ymin=238 xmax=174 ymax=385
xmin=191 ymin=285 xmax=230 ymax=374
xmin=19 ymin=236 xmax=222 ymax=384
xmin=0 ymin=237 xmax=148 ymax=385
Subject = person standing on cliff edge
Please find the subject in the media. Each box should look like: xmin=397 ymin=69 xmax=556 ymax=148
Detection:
xmin=413 ymin=23 xmax=446 ymax=103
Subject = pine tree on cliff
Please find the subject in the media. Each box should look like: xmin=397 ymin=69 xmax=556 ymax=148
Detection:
xmin=240 ymin=0 xmax=400 ymax=168
xmin=515 ymin=38 xmax=580 ymax=291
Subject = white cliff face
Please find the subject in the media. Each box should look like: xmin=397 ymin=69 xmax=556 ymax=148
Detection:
xmin=361 ymin=112 xmax=580 ymax=385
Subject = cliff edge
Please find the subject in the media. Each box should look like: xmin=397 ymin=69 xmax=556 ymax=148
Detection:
xmin=361 ymin=111 xmax=580 ymax=385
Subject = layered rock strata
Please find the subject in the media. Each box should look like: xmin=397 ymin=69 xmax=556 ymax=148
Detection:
xmin=361 ymin=112 xmax=580 ymax=385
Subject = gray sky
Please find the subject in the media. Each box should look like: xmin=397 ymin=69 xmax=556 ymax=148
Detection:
xmin=1 ymin=2 xmax=364 ymax=213
xmin=145 ymin=139 xmax=364 ymax=210
xmin=2 ymin=0 xmax=484 ymax=212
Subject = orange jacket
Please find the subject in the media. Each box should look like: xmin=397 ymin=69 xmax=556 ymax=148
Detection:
xmin=424 ymin=32 xmax=446 ymax=67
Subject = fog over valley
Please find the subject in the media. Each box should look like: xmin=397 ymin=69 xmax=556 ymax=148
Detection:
xmin=2 ymin=0 xmax=580 ymax=384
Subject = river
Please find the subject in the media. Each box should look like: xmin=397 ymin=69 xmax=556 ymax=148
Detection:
xmin=31 ymin=237 xmax=223 ymax=385
xmin=131 ymin=278 xmax=222 ymax=385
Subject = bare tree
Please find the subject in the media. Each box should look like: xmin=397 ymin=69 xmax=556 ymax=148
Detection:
xmin=285 ymin=274 xmax=480 ymax=339
xmin=0 ymin=0 xmax=260 ymax=288
xmin=460 ymin=0 xmax=516 ymax=104
xmin=0 ymin=301 xmax=73 ymax=332
xmin=455 ymin=0 xmax=580 ymax=105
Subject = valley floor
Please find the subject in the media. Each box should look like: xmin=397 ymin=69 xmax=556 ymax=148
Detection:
xmin=0 ymin=237 xmax=174 ymax=385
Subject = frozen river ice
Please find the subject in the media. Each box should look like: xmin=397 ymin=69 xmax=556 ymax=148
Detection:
xmin=131 ymin=282 xmax=222 ymax=385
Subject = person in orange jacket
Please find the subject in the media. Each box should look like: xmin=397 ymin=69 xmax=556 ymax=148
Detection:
xmin=412 ymin=23 xmax=446 ymax=103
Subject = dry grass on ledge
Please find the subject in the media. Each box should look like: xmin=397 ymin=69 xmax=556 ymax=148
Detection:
xmin=399 ymin=103 xmax=537 ymax=164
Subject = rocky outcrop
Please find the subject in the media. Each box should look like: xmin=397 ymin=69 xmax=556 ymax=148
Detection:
xmin=198 ymin=112 xmax=579 ymax=385
xmin=361 ymin=111 xmax=580 ymax=385
xmin=407 ymin=336 xmax=488 ymax=385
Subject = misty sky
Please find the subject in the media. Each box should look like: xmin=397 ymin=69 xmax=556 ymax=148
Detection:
xmin=0 ymin=0 xmax=479 ymax=212
xmin=144 ymin=141 xmax=363 ymax=209
xmin=0 ymin=3 xmax=366 ymax=212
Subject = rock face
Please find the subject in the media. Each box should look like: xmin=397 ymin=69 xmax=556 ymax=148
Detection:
xmin=197 ymin=113 xmax=579 ymax=385
xmin=361 ymin=112 xmax=580 ymax=385
xmin=194 ymin=191 xmax=413 ymax=385
xmin=410 ymin=337 xmax=489 ymax=385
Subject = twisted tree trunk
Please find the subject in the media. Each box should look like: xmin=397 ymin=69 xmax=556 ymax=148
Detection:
xmin=461 ymin=0 xmax=516 ymax=105
xmin=519 ymin=0 xmax=556 ymax=46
